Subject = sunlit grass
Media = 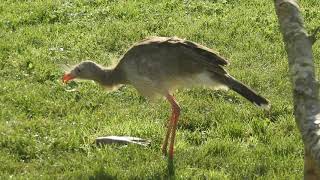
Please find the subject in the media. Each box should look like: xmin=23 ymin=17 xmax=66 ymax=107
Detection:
xmin=1 ymin=0 xmax=319 ymax=179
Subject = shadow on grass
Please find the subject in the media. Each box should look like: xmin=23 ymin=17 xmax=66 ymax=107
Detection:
xmin=88 ymin=169 xmax=117 ymax=180
xmin=88 ymin=164 xmax=175 ymax=180
xmin=85 ymin=159 xmax=176 ymax=180
xmin=167 ymin=158 xmax=176 ymax=179
xmin=86 ymin=151 xmax=176 ymax=179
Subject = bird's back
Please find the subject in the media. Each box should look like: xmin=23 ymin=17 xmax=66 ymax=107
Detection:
xmin=115 ymin=37 xmax=230 ymax=98
xmin=132 ymin=36 xmax=229 ymax=66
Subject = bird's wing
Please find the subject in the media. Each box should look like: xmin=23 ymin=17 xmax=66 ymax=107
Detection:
xmin=164 ymin=37 xmax=230 ymax=67
xmin=131 ymin=36 xmax=229 ymax=67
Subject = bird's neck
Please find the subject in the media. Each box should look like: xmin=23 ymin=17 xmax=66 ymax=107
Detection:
xmin=95 ymin=68 xmax=125 ymax=87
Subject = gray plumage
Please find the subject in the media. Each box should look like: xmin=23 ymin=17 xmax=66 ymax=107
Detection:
xmin=65 ymin=36 xmax=269 ymax=107
xmin=63 ymin=36 xmax=270 ymax=159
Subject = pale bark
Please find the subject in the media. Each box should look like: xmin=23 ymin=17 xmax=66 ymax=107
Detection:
xmin=274 ymin=0 xmax=320 ymax=178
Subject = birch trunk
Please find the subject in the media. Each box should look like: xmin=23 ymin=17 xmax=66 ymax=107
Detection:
xmin=274 ymin=0 xmax=320 ymax=178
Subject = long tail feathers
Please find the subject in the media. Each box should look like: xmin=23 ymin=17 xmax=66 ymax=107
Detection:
xmin=223 ymin=75 xmax=270 ymax=110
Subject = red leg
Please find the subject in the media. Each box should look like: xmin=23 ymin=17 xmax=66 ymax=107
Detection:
xmin=165 ymin=93 xmax=181 ymax=160
xmin=162 ymin=110 xmax=174 ymax=155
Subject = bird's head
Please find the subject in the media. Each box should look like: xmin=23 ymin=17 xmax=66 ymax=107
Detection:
xmin=62 ymin=61 xmax=102 ymax=83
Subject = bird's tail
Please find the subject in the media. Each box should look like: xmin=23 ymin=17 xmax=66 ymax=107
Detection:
xmin=223 ymin=75 xmax=270 ymax=109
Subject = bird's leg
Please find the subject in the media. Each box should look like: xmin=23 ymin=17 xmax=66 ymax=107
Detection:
xmin=162 ymin=108 xmax=175 ymax=155
xmin=165 ymin=93 xmax=181 ymax=160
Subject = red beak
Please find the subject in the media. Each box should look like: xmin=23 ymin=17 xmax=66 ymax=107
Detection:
xmin=62 ymin=73 xmax=75 ymax=83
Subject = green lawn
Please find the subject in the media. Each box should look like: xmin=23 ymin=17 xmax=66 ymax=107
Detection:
xmin=1 ymin=0 xmax=319 ymax=179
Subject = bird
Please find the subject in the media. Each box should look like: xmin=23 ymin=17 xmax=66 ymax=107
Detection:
xmin=62 ymin=36 xmax=270 ymax=160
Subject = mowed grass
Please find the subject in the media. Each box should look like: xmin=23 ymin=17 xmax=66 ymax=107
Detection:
xmin=1 ymin=0 xmax=320 ymax=179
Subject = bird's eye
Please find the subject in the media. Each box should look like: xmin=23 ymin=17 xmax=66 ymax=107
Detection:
xmin=77 ymin=68 xmax=81 ymax=73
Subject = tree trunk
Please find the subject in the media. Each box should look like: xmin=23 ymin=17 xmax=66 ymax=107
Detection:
xmin=274 ymin=0 xmax=320 ymax=178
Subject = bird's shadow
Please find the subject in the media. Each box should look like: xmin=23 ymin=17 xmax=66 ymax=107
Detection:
xmin=87 ymin=159 xmax=175 ymax=180
xmin=88 ymin=168 xmax=117 ymax=180
xmin=91 ymin=142 xmax=176 ymax=179
xmin=167 ymin=158 xmax=175 ymax=178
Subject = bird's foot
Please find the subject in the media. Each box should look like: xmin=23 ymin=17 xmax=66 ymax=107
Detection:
xmin=168 ymin=150 xmax=174 ymax=160
xmin=162 ymin=148 xmax=168 ymax=158
xmin=162 ymin=148 xmax=174 ymax=161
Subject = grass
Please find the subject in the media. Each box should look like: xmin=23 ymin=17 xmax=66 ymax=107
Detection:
xmin=0 ymin=0 xmax=319 ymax=179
